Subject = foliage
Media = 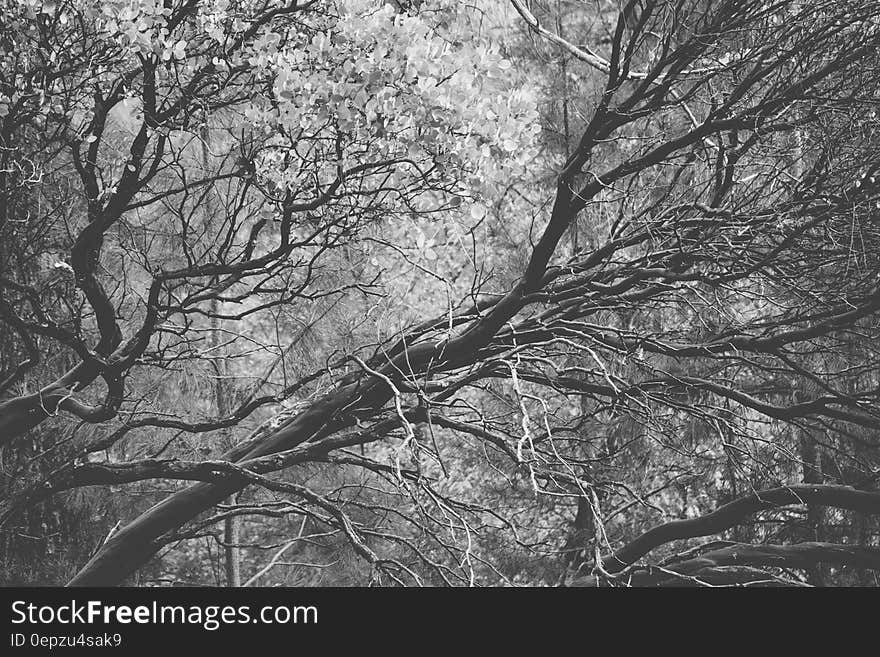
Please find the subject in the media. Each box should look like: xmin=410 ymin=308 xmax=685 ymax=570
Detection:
xmin=2 ymin=0 xmax=880 ymax=587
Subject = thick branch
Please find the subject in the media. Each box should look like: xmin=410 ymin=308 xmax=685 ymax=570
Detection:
xmin=571 ymin=485 xmax=880 ymax=584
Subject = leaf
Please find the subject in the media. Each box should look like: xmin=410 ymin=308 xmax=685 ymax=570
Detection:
xmin=470 ymin=205 xmax=486 ymax=220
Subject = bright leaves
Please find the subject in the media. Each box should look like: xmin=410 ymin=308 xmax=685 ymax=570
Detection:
xmin=252 ymin=0 xmax=540 ymax=211
xmin=3 ymin=0 xmax=540 ymax=220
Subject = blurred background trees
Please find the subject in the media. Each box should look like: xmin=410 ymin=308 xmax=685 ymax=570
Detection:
xmin=2 ymin=0 xmax=880 ymax=587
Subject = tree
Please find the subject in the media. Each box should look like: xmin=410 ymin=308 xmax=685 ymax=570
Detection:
xmin=2 ymin=0 xmax=880 ymax=587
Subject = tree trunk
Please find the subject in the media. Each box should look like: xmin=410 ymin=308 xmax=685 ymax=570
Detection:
xmin=67 ymin=376 xmax=383 ymax=585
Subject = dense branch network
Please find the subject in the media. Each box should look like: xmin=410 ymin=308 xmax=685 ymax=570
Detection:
xmin=1 ymin=0 xmax=880 ymax=586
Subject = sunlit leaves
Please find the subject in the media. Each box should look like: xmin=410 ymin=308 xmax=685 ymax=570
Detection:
xmin=251 ymin=0 xmax=540 ymax=209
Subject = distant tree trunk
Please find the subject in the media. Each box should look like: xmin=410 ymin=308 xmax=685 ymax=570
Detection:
xmin=562 ymin=496 xmax=593 ymax=572
xmin=201 ymin=124 xmax=240 ymax=587
xmin=224 ymin=506 xmax=241 ymax=587
xmin=789 ymin=89 xmax=826 ymax=585
xmin=214 ymin=324 xmax=240 ymax=588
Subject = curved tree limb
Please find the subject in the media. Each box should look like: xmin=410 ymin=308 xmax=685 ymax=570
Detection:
xmin=627 ymin=542 xmax=880 ymax=586
xmin=570 ymin=485 xmax=880 ymax=585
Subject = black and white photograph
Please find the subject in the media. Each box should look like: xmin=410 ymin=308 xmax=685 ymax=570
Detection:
xmin=1 ymin=0 xmax=879 ymax=631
